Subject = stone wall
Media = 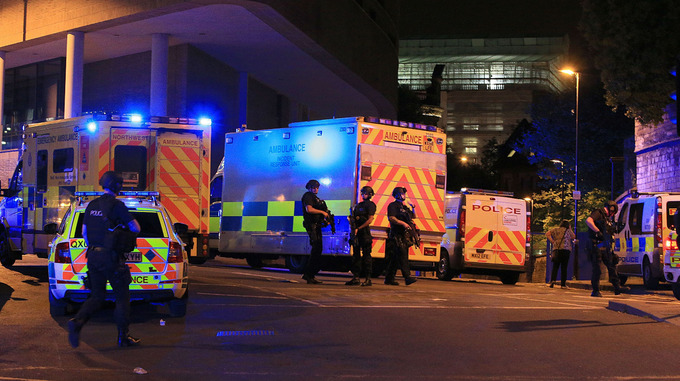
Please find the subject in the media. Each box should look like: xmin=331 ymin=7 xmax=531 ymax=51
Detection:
xmin=635 ymin=116 xmax=680 ymax=192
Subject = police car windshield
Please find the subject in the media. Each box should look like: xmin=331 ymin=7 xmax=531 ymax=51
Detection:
xmin=73 ymin=210 xmax=165 ymax=238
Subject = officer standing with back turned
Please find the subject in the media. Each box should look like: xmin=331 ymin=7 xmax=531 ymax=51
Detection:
xmin=68 ymin=171 xmax=141 ymax=348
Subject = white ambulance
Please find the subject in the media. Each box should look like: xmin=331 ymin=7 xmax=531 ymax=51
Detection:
xmin=437 ymin=188 xmax=531 ymax=285
xmin=614 ymin=190 xmax=680 ymax=289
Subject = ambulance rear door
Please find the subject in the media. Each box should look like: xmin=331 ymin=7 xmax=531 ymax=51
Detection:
xmin=493 ymin=196 xmax=526 ymax=267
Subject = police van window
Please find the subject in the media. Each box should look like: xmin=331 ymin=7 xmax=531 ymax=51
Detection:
xmin=640 ymin=198 xmax=656 ymax=233
xmin=668 ymin=202 xmax=680 ymax=229
xmin=628 ymin=203 xmax=644 ymax=235
xmin=114 ymin=146 xmax=147 ymax=191
xmin=617 ymin=202 xmax=629 ymax=228
xmin=37 ymin=150 xmax=48 ymax=193
xmin=53 ymin=148 xmax=74 ymax=173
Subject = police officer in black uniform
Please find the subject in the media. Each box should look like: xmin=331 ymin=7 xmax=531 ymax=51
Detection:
xmin=585 ymin=200 xmax=626 ymax=297
xmin=68 ymin=171 xmax=141 ymax=348
xmin=346 ymin=186 xmax=377 ymax=286
xmin=301 ymin=179 xmax=329 ymax=284
xmin=384 ymin=187 xmax=418 ymax=286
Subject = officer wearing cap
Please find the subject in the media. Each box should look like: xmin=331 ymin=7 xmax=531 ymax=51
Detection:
xmin=346 ymin=186 xmax=377 ymax=286
xmin=301 ymin=179 xmax=329 ymax=284
xmin=585 ymin=200 xmax=626 ymax=297
xmin=68 ymin=171 xmax=141 ymax=348
xmin=384 ymin=186 xmax=418 ymax=286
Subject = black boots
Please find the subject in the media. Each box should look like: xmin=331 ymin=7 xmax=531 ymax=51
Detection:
xmin=68 ymin=318 xmax=84 ymax=348
xmin=118 ymin=329 xmax=141 ymax=347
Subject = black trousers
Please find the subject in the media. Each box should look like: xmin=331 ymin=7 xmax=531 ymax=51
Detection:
xmin=385 ymin=237 xmax=411 ymax=281
xmin=304 ymin=225 xmax=323 ymax=278
xmin=74 ymin=247 xmax=132 ymax=331
xmin=550 ymin=249 xmax=571 ymax=286
xmin=350 ymin=233 xmax=373 ymax=278
xmin=589 ymin=241 xmax=621 ymax=292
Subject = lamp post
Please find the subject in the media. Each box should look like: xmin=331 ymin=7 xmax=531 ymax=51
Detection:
xmin=560 ymin=69 xmax=580 ymax=280
xmin=550 ymin=159 xmax=566 ymax=221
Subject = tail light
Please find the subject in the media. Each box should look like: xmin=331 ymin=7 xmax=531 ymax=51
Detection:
xmin=54 ymin=242 xmax=72 ymax=263
xmin=201 ymin=234 xmax=209 ymax=257
xmin=458 ymin=209 xmax=466 ymax=240
xmin=655 ymin=198 xmax=663 ymax=247
xmin=168 ymin=242 xmax=184 ymax=263
xmin=667 ymin=237 xmax=679 ymax=251
xmin=526 ymin=213 xmax=532 ymax=254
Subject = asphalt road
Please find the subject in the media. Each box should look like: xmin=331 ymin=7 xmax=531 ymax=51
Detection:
xmin=2 ymin=255 xmax=680 ymax=380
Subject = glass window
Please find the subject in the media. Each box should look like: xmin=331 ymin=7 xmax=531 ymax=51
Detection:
xmin=53 ymin=148 xmax=74 ymax=173
xmin=74 ymin=210 xmax=165 ymax=239
xmin=37 ymin=149 xmax=48 ymax=193
xmin=114 ymin=145 xmax=147 ymax=191
xmin=668 ymin=202 xmax=680 ymax=229
xmin=628 ymin=203 xmax=644 ymax=235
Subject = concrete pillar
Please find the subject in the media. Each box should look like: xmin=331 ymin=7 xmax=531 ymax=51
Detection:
xmin=65 ymin=32 xmax=84 ymax=118
xmin=150 ymin=33 xmax=169 ymax=116
xmin=0 ymin=51 xmax=5 ymax=145
xmin=238 ymin=72 xmax=248 ymax=130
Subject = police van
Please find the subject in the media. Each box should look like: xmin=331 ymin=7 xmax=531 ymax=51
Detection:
xmin=613 ymin=190 xmax=680 ymax=289
xmin=437 ymin=188 xmax=531 ymax=285
xmin=45 ymin=192 xmax=189 ymax=317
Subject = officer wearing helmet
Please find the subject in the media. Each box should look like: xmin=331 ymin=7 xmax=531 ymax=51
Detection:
xmin=68 ymin=171 xmax=141 ymax=348
xmin=384 ymin=186 xmax=418 ymax=286
xmin=346 ymin=185 xmax=377 ymax=286
xmin=300 ymin=179 xmax=329 ymax=284
xmin=585 ymin=200 xmax=627 ymax=296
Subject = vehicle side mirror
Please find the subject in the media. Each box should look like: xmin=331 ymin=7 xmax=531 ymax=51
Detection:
xmin=43 ymin=223 xmax=58 ymax=235
xmin=174 ymin=222 xmax=188 ymax=235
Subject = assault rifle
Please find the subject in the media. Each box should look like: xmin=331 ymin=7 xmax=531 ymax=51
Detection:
xmin=405 ymin=220 xmax=421 ymax=249
xmin=348 ymin=206 xmax=356 ymax=245
xmin=318 ymin=200 xmax=336 ymax=234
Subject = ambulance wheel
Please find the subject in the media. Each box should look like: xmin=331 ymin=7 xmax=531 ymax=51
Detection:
xmin=436 ymin=250 xmax=455 ymax=281
xmin=618 ymin=275 xmax=628 ymax=286
xmin=0 ymin=230 xmax=16 ymax=268
xmin=285 ymin=255 xmax=308 ymax=274
xmin=189 ymin=256 xmax=208 ymax=265
xmin=500 ymin=272 xmax=520 ymax=285
xmin=672 ymin=283 xmax=680 ymax=301
xmin=246 ymin=256 xmax=264 ymax=268
xmin=642 ymin=259 xmax=659 ymax=289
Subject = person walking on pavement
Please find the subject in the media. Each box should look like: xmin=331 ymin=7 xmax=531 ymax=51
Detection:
xmin=68 ymin=171 xmax=141 ymax=348
xmin=384 ymin=187 xmax=418 ymax=286
xmin=346 ymin=186 xmax=376 ymax=287
xmin=546 ymin=220 xmax=575 ymax=289
xmin=301 ymin=179 xmax=329 ymax=284
xmin=585 ymin=200 xmax=627 ymax=297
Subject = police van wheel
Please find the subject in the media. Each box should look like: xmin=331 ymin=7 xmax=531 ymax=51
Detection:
xmin=285 ymin=255 xmax=308 ymax=274
xmin=0 ymin=230 xmax=16 ymax=268
xmin=246 ymin=256 xmax=264 ymax=269
xmin=642 ymin=259 xmax=659 ymax=290
xmin=499 ymin=272 xmax=520 ymax=285
xmin=436 ymin=250 xmax=455 ymax=281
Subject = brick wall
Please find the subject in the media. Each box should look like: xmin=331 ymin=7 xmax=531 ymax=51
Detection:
xmin=635 ymin=116 xmax=680 ymax=192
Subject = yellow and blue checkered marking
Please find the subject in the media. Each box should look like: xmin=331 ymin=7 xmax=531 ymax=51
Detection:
xmin=221 ymin=200 xmax=350 ymax=233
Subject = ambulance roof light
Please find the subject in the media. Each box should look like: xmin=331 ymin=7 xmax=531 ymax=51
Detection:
xmin=199 ymin=117 xmax=212 ymax=126
xmin=86 ymin=121 xmax=97 ymax=133
xmin=129 ymin=114 xmax=143 ymax=123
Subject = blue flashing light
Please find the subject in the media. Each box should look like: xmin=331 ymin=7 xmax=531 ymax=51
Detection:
xmin=75 ymin=191 xmax=105 ymax=196
xmin=86 ymin=121 xmax=97 ymax=133
xmin=119 ymin=191 xmax=159 ymax=196
xmin=319 ymin=177 xmax=332 ymax=187
xmin=129 ymin=114 xmax=143 ymax=123
xmin=199 ymin=117 xmax=212 ymax=127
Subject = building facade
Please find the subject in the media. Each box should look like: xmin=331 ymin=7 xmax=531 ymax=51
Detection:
xmin=0 ymin=0 xmax=399 ymax=176
xmin=635 ymin=113 xmax=680 ymax=192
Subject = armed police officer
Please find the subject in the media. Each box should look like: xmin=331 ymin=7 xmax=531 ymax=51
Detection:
xmin=384 ymin=186 xmax=418 ymax=286
xmin=585 ymin=200 xmax=627 ymax=297
xmin=68 ymin=171 xmax=141 ymax=348
xmin=346 ymin=186 xmax=376 ymax=287
xmin=301 ymin=179 xmax=330 ymax=284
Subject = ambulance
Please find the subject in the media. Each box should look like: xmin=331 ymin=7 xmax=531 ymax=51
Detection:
xmin=613 ymin=189 xmax=680 ymax=289
xmin=216 ymin=116 xmax=447 ymax=274
xmin=0 ymin=113 xmax=211 ymax=267
xmin=437 ymin=189 xmax=531 ymax=285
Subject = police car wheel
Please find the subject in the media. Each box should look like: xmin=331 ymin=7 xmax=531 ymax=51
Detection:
xmin=48 ymin=290 xmax=69 ymax=316
xmin=0 ymin=230 xmax=15 ymax=268
xmin=499 ymin=272 xmax=520 ymax=285
xmin=642 ymin=259 xmax=659 ymax=290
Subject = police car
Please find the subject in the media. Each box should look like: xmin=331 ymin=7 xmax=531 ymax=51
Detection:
xmin=46 ymin=192 xmax=189 ymax=317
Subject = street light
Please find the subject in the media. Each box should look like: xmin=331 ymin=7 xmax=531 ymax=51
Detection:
xmin=550 ymin=159 xmax=566 ymax=221
xmin=560 ymin=68 xmax=580 ymax=280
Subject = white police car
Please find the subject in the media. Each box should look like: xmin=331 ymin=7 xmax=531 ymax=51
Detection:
xmin=46 ymin=192 xmax=189 ymax=317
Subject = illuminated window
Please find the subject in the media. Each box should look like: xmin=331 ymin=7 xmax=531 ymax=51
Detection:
xmin=464 ymin=147 xmax=477 ymax=154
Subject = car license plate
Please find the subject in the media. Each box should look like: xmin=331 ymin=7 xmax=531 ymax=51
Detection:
xmin=125 ymin=252 xmax=142 ymax=262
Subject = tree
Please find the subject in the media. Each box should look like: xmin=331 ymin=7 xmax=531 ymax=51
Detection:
xmin=580 ymin=0 xmax=680 ymax=124
xmin=397 ymin=84 xmax=424 ymax=123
